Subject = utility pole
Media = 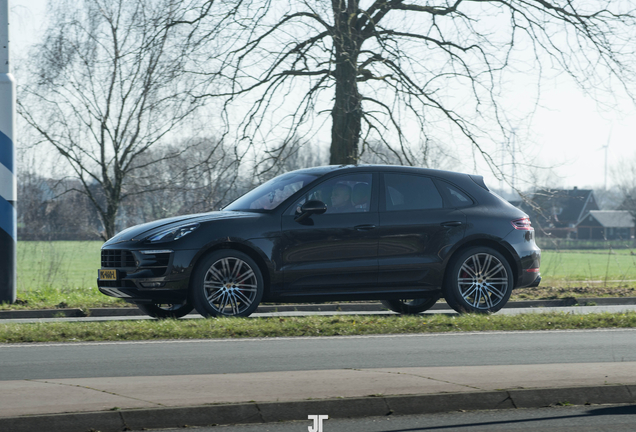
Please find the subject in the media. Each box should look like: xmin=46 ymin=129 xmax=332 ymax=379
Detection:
xmin=0 ymin=0 xmax=16 ymax=304
xmin=510 ymin=127 xmax=517 ymax=195
xmin=500 ymin=141 xmax=504 ymax=194
xmin=603 ymin=128 xmax=612 ymax=191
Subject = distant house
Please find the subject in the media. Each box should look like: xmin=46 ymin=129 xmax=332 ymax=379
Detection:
xmin=518 ymin=187 xmax=599 ymax=238
xmin=576 ymin=210 xmax=635 ymax=240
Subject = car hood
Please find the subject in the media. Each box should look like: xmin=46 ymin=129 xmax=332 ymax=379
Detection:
xmin=104 ymin=211 xmax=260 ymax=245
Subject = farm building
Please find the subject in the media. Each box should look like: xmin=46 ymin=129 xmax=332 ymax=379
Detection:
xmin=575 ymin=210 xmax=635 ymax=240
xmin=517 ymin=187 xmax=599 ymax=238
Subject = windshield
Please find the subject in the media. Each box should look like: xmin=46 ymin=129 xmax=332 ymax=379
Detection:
xmin=224 ymin=172 xmax=322 ymax=211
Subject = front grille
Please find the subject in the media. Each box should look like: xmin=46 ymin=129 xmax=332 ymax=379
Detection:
xmin=98 ymin=280 xmax=137 ymax=288
xmin=99 ymin=287 xmax=134 ymax=297
xmin=102 ymin=250 xmax=137 ymax=268
xmin=139 ymin=252 xmax=171 ymax=277
xmin=141 ymin=252 xmax=171 ymax=268
xmin=154 ymin=253 xmax=171 ymax=267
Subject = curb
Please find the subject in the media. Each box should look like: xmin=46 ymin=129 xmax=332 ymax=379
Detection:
xmin=2 ymin=385 xmax=635 ymax=432
xmin=2 ymin=297 xmax=636 ymax=320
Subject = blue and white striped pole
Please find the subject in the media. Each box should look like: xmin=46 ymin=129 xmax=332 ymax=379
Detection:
xmin=0 ymin=0 xmax=16 ymax=304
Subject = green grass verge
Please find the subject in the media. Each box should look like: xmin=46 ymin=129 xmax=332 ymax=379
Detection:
xmin=11 ymin=241 xmax=127 ymax=310
xmin=5 ymin=241 xmax=636 ymax=311
xmin=1 ymin=312 xmax=635 ymax=344
xmin=540 ymin=248 xmax=636 ymax=287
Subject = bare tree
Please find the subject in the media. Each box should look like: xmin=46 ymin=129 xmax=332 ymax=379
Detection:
xmin=18 ymin=0 xmax=203 ymax=239
xmin=174 ymin=0 xmax=636 ymax=173
xmin=122 ymin=138 xmax=242 ymax=223
xmin=17 ymin=171 xmax=102 ymax=240
xmin=359 ymin=138 xmax=459 ymax=171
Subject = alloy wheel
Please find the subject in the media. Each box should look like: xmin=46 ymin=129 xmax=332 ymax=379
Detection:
xmin=203 ymin=257 xmax=259 ymax=316
xmin=457 ymin=253 xmax=509 ymax=310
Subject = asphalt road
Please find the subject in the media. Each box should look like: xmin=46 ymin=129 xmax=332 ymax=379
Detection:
xmin=152 ymin=404 xmax=636 ymax=432
xmin=2 ymin=328 xmax=635 ymax=380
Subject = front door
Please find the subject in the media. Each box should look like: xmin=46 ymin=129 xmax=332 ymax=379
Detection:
xmin=280 ymin=172 xmax=379 ymax=292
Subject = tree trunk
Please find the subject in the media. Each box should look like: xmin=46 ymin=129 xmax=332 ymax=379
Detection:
xmin=330 ymin=64 xmax=362 ymax=164
xmin=102 ymin=201 xmax=119 ymax=240
xmin=330 ymin=0 xmax=361 ymax=165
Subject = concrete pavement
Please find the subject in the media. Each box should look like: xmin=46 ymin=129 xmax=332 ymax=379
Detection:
xmin=1 ymin=362 xmax=635 ymax=431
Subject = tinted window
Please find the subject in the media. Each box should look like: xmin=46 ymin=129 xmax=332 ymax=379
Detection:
xmin=383 ymin=174 xmax=443 ymax=211
xmin=438 ymin=181 xmax=473 ymax=208
xmin=225 ymin=172 xmax=320 ymax=211
xmin=292 ymin=173 xmax=373 ymax=214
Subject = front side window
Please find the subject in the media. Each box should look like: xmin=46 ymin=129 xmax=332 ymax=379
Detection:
xmin=224 ymin=172 xmax=321 ymax=211
xmin=383 ymin=174 xmax=443 ymax=211
xmin=291 ymin=173 xmax=373 ymax=215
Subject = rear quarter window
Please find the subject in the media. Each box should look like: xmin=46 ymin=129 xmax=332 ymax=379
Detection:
xmin=437 ymin=181 xmax=474 ymax=208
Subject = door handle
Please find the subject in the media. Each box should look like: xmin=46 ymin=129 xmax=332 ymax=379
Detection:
xmin=441 ymin=221 xmax=463 ymax=227
xmin=354 ymin=224 xmax=376 ymax=231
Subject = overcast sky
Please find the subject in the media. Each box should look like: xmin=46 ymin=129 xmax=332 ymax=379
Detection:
xmin=10 ymin=0 xmax=636 ymax=193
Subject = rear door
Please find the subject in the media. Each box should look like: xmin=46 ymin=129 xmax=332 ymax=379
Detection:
xmin=377 ymin=173 xmax=467 ymax=290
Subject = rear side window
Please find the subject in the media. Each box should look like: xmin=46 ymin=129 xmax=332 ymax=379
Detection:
xmin=438 ymin=181 xmax=474 ymax=208
xmin=383 ymin=174 xmax=443 ymax=211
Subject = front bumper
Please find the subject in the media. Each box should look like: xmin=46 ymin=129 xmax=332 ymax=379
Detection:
xmin=97 ymin=247 xmax=198 ymax=302
xmin=98 ymin=286 xmax=188 ymax=303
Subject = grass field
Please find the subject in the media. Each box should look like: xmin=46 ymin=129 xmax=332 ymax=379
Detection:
xmin=3 ymin=241 xmax=636 ymax=310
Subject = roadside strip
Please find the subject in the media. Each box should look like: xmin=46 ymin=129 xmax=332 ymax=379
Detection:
xmin=2 ymin=297 xmax=636 ymax=321
xmin=1 ymin=363 xmax=635 ymax=432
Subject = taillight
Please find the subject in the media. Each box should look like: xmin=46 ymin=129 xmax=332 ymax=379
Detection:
xmin=511 ymin=217 xmax=533 ymax=230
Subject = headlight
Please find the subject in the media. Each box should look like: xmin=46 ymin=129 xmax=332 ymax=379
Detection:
xmin=148 ymin=223 xmax=200 ymax=243
xmin=106 ymin=226 xmax=136 ymax=244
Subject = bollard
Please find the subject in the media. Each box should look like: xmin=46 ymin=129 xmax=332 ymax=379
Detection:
xmin=0 ymin=0 xmax=16 ymax=304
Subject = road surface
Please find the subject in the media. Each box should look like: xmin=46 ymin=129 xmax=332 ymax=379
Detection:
xmin=2 ymin=328 xmax=635 ymax=380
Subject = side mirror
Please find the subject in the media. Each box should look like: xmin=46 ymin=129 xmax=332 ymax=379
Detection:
xmin=295 ymin=200 xmax=327 ymax=222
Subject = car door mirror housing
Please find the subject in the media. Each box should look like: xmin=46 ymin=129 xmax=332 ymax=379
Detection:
xmin=302 ymin=200 xmax=327 ymax=214
xmin=295 ymin=200 xmax=327 ymax=222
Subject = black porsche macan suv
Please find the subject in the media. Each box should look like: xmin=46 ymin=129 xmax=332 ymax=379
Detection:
xmin=98 ymin=165 xmax=541 ymax=318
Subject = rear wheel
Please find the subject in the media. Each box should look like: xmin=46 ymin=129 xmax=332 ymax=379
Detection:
xmin=381 ymin=295 xmax=440 ymax=314
xmin=191 ymin=250 xmax=264 ymax=318
xmin=443 ymin=247 xmax=513 ymax=314
xmin=135 ymin=301 xmax=194 ymax=319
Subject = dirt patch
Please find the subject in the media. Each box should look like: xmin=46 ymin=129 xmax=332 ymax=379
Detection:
xmin=513 ymin=285 xmax=636 ymax=300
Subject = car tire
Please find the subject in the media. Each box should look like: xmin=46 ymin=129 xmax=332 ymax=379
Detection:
xmin=381 ymin=296 xmax=440 ymax=314
xmin=443 ymin=246 xmax=513 ymax=314
xmin=135 ymin=301 xmax=194 ymax=319
xmin=190 ymin=250 xmax=264 ymax=318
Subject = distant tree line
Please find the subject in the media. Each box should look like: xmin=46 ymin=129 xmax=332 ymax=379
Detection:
xmin=17 ymin=138 xmax=328 ymax=240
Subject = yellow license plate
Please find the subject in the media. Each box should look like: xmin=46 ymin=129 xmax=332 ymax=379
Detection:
xmin=98 ymin=269 xmax=118 ymax=281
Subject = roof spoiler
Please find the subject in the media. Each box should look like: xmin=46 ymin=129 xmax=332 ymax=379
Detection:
xmin=469 ymin=175 xmax=489 ymax=191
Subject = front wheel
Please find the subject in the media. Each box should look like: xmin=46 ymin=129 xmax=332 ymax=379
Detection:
xmin=135 ymin=301 xmax=194 ymax=319
xmin=190 ymin=250 xmax=264 ymax=318
xmin=381 ymin=295 xmax=440 ymax=314
xmin=443 ymin=247 xmax=513 ymax=314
